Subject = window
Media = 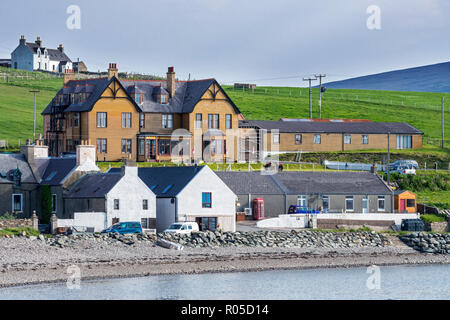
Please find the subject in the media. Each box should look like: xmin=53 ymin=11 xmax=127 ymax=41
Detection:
xmin=226 ymin=114 xmax=232 ymax=129
xmin=136 ymin=93 xmax=142 ymax=104
xmin=314 ymin=134 xmax=321 ymax=144
xmin=345 ymin=196 xmax=354 ymax=212
xmin=70 ymin=94 xmax=75 ymax=104
xmin=208 ymin=114 xmax=219 ymax=129
xmin=66 ymin=139 xmax=72 ymax=152
xmin=378 ymin=196 xmax=385 ymax=211
xmin=161 ymin=94 xmax=167 ymax=104
xmin=397 ymin=135 xmax=412 ymax=149
xmin=295 ymin=134 xmax=302 ymax=145
xmin=139 ymin=139 xmax=145 ymax=156
xmin=114 ymin=199 xmax=120 ymax=210
xmin=362 ymin=135 xmax=369 ymax=144
xmin=52 ymin=194 xmax=57 ymax=213
xmin=139 ymin=113 xmax=145 ymax=128
xmin=162 ymin=114 xmax=173 ymax=129
xmin=196 ymin=217 xmax=217 ymax=231
xmin=344 ymin=135 xmax=351 ymax=144
xmin=74 ymin=113 xmax=80 ymax=127
xmin=202 ymin=192 xmax=212 ymax=208
xmin=407 ymin=199 xmax=415 ymax=207
xmin=121 ymin=112 xmax=132 ymax=128
xmin=159 ymin=139 xmax=171 ymax=155
xmin=196 ymin=114 xmax=202 ymax=129
xmin=297 ymin=195 xmax=307 ymax=207
xmin=121 ymin=139 xmax=132 ymax=153
xmin=322 ymin=195 xmax=329 ymax=212
xmin=97 ymin=139 xmax=107 ymax=153
xmin=273 ymin=133 xmax=280 ymax=144
xmin=143 ymin=199 xmax=148 ymax=210
xmin=12 ymin=194 xmax=23 ymax=212
xmin=162 ymin=185 xmax=173 ymax=194
xmin=96 ymin=112 xmax=107 ymax=128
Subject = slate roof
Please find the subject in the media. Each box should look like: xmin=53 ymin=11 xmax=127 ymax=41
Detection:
xmin=215 ymin=171 xmax=285 ymax=195
xmin=65 ymin=173 xmax=122 ymax=198
xmin=38 ymin=158 xmax=77 ymax=186
xmin=25 ymin=43 xmax=71 ymax=62
xmin=42 ymin=77 xmax=242 ymax=115
xmin=239 ymin=120 xmax=423 ymax=135
xmin=108 ymin=166 xmax=204 ymax=197
xmin=0 ymin=154 xmax=36 ymax=184
xmin=274 ymin=171 xmax=392 ymax=195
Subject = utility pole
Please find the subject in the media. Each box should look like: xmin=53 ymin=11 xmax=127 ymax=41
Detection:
xmin=315 ymin=74 xmax=326 ymax=119
xmin=303 ymin=77 xmax=316 ymax=118
xmin=387 ymin=132 xmax=394 ymax=213
xmin=29 ymin=90 xmax=40 ymax=142
xmin=441 ymin=97 xmax=445 ymax=149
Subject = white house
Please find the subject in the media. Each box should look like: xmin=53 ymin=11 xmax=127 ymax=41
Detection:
xmin=109 ymin=165 xmax=237 ymax=233
xmin=11 ymin=35 xmax=72 ymax=72
xmin=64 ymin=163 xmax=156 ymax=231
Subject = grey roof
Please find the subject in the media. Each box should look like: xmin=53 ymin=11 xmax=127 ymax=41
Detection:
xmin=108 ymin=166 xmax=204 ymax=197
xmin=239 ymin=120 xmax=423 ymax=135
xmin=25 ymin=43 xmax=71 ymax=62
xmin=215 ymin=171 xmax=285 ymax=195
xmin=42 ymin=77 xmax=242 ymax=115
xmin=274 ymin=171 xmax=391 ymax=195
xmin=65 ymin=173 xmax=122 ymax=198
xmin=39 ymin=158 xmax=77 ymax=186
xmin=0 ymin=154 xmax=36 ymax=184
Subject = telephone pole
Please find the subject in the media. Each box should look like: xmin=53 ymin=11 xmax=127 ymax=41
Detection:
xmin=315 ymin=74 xmax=326 ymax=119
xmin=441 ymin=97 xmax=445 ymax=149
xmin=303 ymin=77 xmax=316 ymax=118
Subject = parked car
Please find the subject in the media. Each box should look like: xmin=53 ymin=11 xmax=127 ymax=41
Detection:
xmin=392 ymin=164 xmax=416 ymax=175
xmin=163 ymin=222 xmax=199 ymax=234
xmin=288 ymin=205 xmax=320 ymax=214
xmin=391 ymin=160 xmax=418 ymax=169
xmin=101 ymin=222 xmax=143 ymax=234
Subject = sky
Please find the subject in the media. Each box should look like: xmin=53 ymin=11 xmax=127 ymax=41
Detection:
xmin=0 ymin=0 xmax=448 ymax=86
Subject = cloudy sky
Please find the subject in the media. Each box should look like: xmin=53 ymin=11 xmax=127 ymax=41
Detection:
xmin=0 ymin=0 xmax=448 ymax=86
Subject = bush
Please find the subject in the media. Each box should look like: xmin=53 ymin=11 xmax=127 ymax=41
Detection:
xmin=421 ymin=214 xmax=447 ymax=223
xmin=0 ymin=212 xmax=16 ymax=220
xmin=0 ymin=227 xmax=40 ymax=237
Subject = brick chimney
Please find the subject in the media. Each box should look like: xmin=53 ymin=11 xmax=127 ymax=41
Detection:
xmin=35 ymin=36 xmax=42 ymax=47
xmin=166 ymin=66 xmax=175 ymax=98
xmin=58 ymin=44 xmax=64 ymax=53
xmin=63 ymin=69 xmax=76 ymax=84
xmin=108 ymin=63 xmax=118 ymax=80
xmin=19 ymin=35 xmax=26 ymax=45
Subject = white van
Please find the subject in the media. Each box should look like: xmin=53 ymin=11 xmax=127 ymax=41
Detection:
xmin=163 ymin=222 xmax=199 ymax=234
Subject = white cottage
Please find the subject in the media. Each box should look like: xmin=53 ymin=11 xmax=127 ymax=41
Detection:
xmin=11 ymin=35 xmax=72 ymax=72
xmin=109 ymin=165 xmax=237 ymax=233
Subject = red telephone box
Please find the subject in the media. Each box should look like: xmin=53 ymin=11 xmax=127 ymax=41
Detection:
xmin=253 ymin=198 xmax=265 ymax=220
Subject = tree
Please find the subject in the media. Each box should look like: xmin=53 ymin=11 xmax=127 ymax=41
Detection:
xmin=40 ymin=185 xmax=52 ymax=224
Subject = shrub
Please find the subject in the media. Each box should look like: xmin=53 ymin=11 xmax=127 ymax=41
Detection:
xmin=421 ymin=214 xmax=447 ymax=223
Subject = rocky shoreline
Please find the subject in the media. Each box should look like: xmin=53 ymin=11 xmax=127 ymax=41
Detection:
xmin=0 ymin=230 xmax=449 ymax=288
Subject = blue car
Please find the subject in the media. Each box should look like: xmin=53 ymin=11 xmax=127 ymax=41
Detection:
xmin=288 ymin=205 xmax=320 ymax=214
xmin=101 ymin=222 xmax=143 ymax=234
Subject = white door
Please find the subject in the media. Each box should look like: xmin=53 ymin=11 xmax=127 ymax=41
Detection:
xmin=362 ymin=196 xmax=368 ymax=213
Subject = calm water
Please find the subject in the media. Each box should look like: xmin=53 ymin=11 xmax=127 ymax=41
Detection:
xmin=0 ymin=264 xmax=449 ymax=300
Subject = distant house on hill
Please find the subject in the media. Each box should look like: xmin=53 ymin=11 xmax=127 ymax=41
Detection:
xmin=73 ymin=61 xmax=88 ymax=73
xmin=234 ymin=83 xmax=256 ymax=89
xmin=11 ymin=35 xmax=73 ymax=72
xmin=0 ymin=59 xmax=11 ymax=68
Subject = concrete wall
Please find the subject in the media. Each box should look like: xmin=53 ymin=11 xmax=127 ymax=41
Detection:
xmin=57 ymin=212 xmax=106 ymax=232
xmin=177 ymin=166 xmax=237 ymax=232
xmin=105 ymin=166 xmax=156 ymax=227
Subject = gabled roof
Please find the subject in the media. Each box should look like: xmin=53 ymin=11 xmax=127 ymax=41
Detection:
xmin=37 ymin=158 xmax=77 ymax=186
xmin=0 ymin=154 xmax=36 ymax=184
xmin=42 ymin=77 xmax=242 ymax=116
xmin=275 ymin=171 xmax=392 ymax=195
xmin=239 ymin=120 xmax=423 ymax=135
xmin=65 ymin=173 xmax=122 ymax=198
xmin=108 ymin=166 xmax=205 ymax=197
xmin=24 ymin=43 xmax=71 ymax=62
xmin=215 ymin=171 xmax=285 ymax=195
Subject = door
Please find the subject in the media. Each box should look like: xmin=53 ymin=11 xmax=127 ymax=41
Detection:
xmin=146 ymin=140 xmax=156 ymax=160
xmin=362 ymin=196 xmax=368 ymax=213
xmin=400 ymin=199 xmax=406 ymax=212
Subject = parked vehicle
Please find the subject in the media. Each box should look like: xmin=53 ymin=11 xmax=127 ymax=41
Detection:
xmin=386 ymin=163 xmax=416 ymax=175
xmin=101 ymin=222 xmax=143 ymax=234
xmin=163 ymin=222 xmax=199 ymax=234
xmin=391 ymin=160 xmax=418 ymax=169
xmin=288 ymin=205 xmax=320 ymax=214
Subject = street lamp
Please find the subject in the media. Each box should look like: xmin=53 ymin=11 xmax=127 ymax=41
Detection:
xmin=29 ymin=90 xmax=40 ymax=142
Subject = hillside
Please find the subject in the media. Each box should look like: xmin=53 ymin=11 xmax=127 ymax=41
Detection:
xmin=319 ymin=62 xmax=450 ymax=93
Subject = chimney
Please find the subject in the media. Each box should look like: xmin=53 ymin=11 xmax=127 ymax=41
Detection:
xmin=76 ymin=143 xmax=96 ymax=167
xmin=58 ymin=44 xmax=64 ymax=53
xmin=19 ymin=35 xmax=26 ymax=45
xmin=20 ymin=144 xmax=49 ymax=164
xmin=35 ymin=36 xmax=42 ymax=47
xmin=166 ymin=66 xmax=175 ymax=98
xmin=63 ymin=69 xmax=76 ymax=84
xmin=108 ymin=63 xmax=118 ymax=80
xmin=121 ymin=159 xmax=138 ymax=178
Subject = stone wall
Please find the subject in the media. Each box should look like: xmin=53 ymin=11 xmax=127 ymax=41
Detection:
xmin=317 ymin=219 xmax=395 ymax=231
xmin=424 ymin=221 xmax=449 ymax=233
xmin=0 ymin=218 xmax=32 ymax=229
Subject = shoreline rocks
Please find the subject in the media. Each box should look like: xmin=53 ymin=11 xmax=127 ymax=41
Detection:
xmin=400 ymin=232 xmax=450 ymax=254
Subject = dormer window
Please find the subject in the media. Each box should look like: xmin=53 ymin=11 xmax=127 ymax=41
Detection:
xmin=161 ymin=94 xmax=167 ymax=104
xmin=136 ymin=93 xmax=142 ymax=104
